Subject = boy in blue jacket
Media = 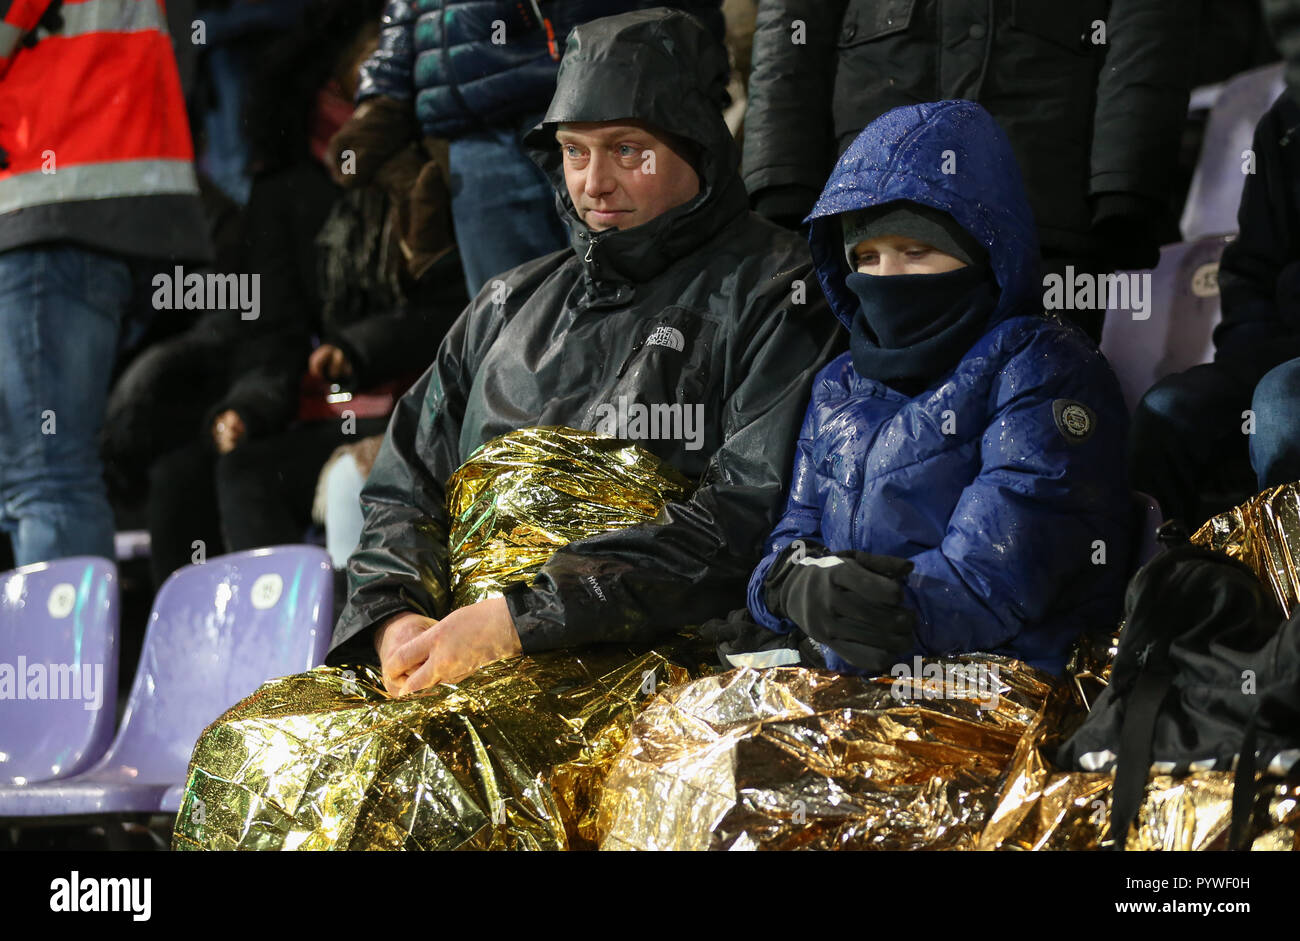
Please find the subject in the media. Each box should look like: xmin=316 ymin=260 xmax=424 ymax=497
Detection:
xmin=742 ymin=100 xmax=1134 ymax=677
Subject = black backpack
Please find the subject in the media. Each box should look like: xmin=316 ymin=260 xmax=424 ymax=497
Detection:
xmin=1056 ymin=535 xmax=1300 ymax=850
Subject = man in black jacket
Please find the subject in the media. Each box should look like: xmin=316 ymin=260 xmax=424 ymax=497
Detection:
xmin=1130 ymin=90 xmax=1300 ymax=527
xmin=741 ymin=0 xmax=1196 ymax=340
xmin=330 ymin=8 xmax=840 ymax=695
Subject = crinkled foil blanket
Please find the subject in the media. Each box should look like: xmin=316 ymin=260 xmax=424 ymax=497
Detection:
xmin=599 ymin=656 xmax=1060 ymax=850
xmin=173 ymin=640 xmax=710 ymax=850
xmin=446 ymin=426 xmax=690 ymax=608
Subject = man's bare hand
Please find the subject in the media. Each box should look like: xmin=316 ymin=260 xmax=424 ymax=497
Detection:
xmin=375 ymin=612 xmax=438 ymax=695
xmin=308 ymin=344 xmax=353 ymax=381
xmin=386 ymin=597 xmax=522 ymax=695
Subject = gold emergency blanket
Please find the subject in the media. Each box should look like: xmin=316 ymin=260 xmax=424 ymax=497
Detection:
xmin=172 ymin=425 xmax=702 ymax=851
xmin=597 ymin=656 xmax=1061 ymax=850
xmin=446 ymin=426 xmax=691 ymax=607
xmin=978 ymin=722 xmax=1300 ymax=850
xmin=172 ymin=642 xmax=709 ymax=850
xmin=1192 ymin=481 xmax=1300 ymax=617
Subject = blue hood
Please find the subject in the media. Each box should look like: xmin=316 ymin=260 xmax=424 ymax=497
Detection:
xmin=807 ymin=100 xmax=1042 ymax=332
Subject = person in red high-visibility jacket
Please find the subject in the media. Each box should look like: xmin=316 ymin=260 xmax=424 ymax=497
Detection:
xmin=0 ymin=0 xmax=210 ymax=566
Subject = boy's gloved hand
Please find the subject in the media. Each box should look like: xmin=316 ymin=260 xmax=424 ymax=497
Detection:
xmin=764 ymin=541 xmax=916 ymax=673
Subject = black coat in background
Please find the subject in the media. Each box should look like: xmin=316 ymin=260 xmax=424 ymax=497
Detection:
xmin=1214 ymin=91 xmax=1300 ymax=388
xmin=741 ymin=0 xmax=1196 ymax=266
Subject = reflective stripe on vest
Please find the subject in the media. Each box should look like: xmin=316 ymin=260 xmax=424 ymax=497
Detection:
xmin=0 ymin=20 xmax=21 ymax=58
xmin=32 ymin=0 xmax=168 ymax=41
xmin=0 ymin=158 xmax=198 ymax=214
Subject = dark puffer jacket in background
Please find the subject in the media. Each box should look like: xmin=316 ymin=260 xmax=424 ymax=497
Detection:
xmin=357 ymin=0 xmax=724 ymax=136
xmin=742 ymin=0 xmax=1195 ymax=264
xmin=331 ymin=8 xmax=840 ymax=661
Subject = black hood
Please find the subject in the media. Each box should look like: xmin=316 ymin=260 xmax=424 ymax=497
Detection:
xmin=523 ymin=7 xmax=747 ymax=297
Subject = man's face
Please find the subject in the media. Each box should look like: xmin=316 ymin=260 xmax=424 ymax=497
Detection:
xmin=556 ymin=121 xmax=701 ymax=232
xmin=850 ymin=235 xmax=968 ymax=275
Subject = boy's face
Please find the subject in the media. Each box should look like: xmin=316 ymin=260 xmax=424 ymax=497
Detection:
xmin=556 ymin=121 xmax=701 ymax=232
xmin=849 ymin=235 xmax=968 ymax=276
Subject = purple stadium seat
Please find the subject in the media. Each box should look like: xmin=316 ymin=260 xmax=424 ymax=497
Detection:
xmin=0 ymin=546 xmax=334 ymax=817
xmin=0 ymin=557 xmax=118 ymax=786
xmin=1100 ymin=236 xmax=1232 ymax=413
xmin=1181 ymin=63 xmax=1285 ymax=241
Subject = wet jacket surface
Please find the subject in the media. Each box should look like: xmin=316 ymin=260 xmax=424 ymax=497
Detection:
xmin=331 ymin=9 xmax=841 ymax=661
xmin=356 ymin=0 xmax=723 ymax=137
xmin=745 ymin=100 xmax=1133 ymax=675
xmin=741 ymin=0 xmax=1194 ymax=258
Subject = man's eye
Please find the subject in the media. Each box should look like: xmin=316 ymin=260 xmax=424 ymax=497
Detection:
xmin=618 ymin=145 xmax=639 ymax=157
xmin=563 ymin=145 xmax=582 ymax=158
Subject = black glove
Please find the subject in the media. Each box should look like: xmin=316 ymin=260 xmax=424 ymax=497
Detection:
xmin=764 ymin=541 xmax=917 ymax=673
xmin=1090 ymin=193 xmax=1168 ymax=271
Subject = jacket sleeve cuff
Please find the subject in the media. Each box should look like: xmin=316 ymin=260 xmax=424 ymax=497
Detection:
xmin=504 ymin=581 xmax=567 ymax=655
xmin=1089 ymin=191 xmax=1162 ymax=227
xmin=751 ymin=184 xmax=821 ymax=226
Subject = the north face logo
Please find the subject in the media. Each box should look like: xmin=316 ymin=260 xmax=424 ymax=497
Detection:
xmin=645 ymin=324 xmax=685 ymax=351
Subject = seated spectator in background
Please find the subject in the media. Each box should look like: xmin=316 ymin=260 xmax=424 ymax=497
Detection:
xmin=742 ymin=101 xmax=1133 ymax=677
xmin=0 ymin=0 xmax=210 ymax=567
xmin=330 ymin=9 xmax=840 ymax=695
xmin=1130 ymin=90 xmax=1300 ymax=529
xmin=327 ymin=0 xmax=725 ymax=297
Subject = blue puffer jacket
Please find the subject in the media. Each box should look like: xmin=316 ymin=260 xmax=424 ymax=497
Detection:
xmin=357 ymin=0 xmax=724 ymax=138
xmin=746 ymin=100 xmax=1134 ymax=676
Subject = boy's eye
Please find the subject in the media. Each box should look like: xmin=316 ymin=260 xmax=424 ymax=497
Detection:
xmin=905 ymin=248 xmax=930 ymax=257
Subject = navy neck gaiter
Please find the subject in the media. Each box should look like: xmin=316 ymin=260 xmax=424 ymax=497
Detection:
xmin=846 ymin=266 xmax=1001 ymax=390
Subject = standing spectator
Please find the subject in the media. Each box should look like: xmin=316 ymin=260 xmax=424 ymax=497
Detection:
xmin=741 ymin=0 xmax=1197 ymax=341
xmin=0 ymin=0 xmax=210 ymax=566
xmin=328 ymin=0 xmax=726 ymax=296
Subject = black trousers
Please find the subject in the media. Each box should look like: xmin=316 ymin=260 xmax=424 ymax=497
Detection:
xmin=215 ymin=418 xmax=389 ymax=554
xmin=148 ymin=441 xmax=225 ymax=589
xmin=1128 ymin=362 xmax=1258 ymax=529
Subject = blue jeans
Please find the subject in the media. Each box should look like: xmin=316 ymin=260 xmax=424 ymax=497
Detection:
xmin=1250 ymin=357 xmax=1300 ymax=491
xmin=199 ymin=45 xmax=253 ymax=206
xmin=0 ymin=246 xmax=132 ymax=565
xmin=448 ymin=113 xmax=569 ymax=296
